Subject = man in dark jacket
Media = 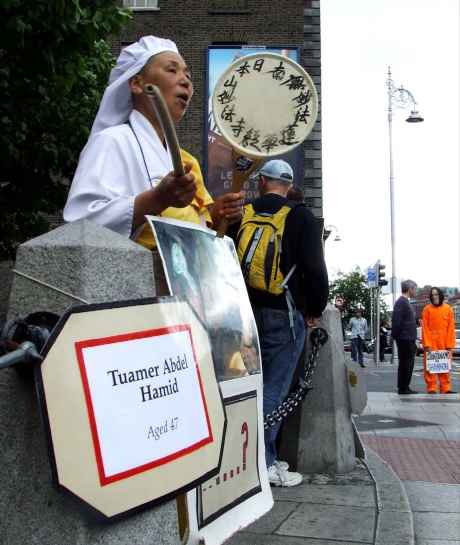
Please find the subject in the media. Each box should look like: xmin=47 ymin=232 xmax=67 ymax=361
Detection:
xmin=235 ymin=159 xmax=329 ymax=487
xmin=391 ymin=279 xmax=418 ymax=394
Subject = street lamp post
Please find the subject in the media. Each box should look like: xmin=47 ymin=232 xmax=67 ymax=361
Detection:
xmin=386 ymin=66 xmax=424 ymax=309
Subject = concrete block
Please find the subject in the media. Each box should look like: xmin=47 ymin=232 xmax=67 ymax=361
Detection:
xmin=297 ymin=305 xmax=356 ymax=473
xmin=7 ymin=220 xmax=156 ymax=320
xmin=1 ymin=220 xmax=180 ymax=545
xmin=0 ymin=260 xmax=13 ymax=325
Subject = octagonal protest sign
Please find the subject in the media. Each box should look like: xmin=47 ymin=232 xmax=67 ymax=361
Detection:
xmin=36 ymin=297 xmax=226 ymax=519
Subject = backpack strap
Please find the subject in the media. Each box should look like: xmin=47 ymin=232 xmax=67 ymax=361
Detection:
xmin=280 ymin=202 xmax=305 ymax=341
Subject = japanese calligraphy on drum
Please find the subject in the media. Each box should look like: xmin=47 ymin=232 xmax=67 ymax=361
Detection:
xmin=212 ymin=52 xmax=318 ymax=158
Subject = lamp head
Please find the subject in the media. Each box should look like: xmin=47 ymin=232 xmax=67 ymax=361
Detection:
xmin=406 ymin=110 xmax=424 ymax=123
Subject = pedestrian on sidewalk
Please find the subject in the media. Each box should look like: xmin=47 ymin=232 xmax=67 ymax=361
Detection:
xmin=349 ymin=308 xmax=368 ymax=368
xmin=391 ymin=279 xmax=418 ymax=394
xmin=422 ymin=287 xmax=456 ymax=394
xmin=234 ymin=159 xmax=329 ymax=487
xmin=379 ymin=319 xmax=390 ymax=362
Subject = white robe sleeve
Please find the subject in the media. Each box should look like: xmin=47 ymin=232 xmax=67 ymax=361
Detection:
xmin=64 ymin=131 xmax=138 ymax=238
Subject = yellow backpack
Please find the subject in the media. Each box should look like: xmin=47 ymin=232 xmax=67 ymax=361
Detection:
xmin=236 ymin=203 xmax=298 ymax=295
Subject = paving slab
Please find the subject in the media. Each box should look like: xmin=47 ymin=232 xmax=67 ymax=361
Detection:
xmin=417 ymin=539 xmax=460 ymax=545
xmin=375 ymin=509 xmax=414 ymax=545
xmin=362 ymin=436 xmax=460 ymax=484
xmin=226 ymin=534 xmax=371 ymax=545
xmin=441 ymin=427 xmax=460 ymax=441
xmin=364 ymin=448 xmax=400 ymax=485
xmin=413 ymin=512 xmax=460 ymax=540
xmin=404 ymin=481 xmax=460 ymax=513
xmin=242 ymin=501 xmax=299 ymax=534
xmin=272 ymin=483 xmax=374 ymax=507
xmin=374 ymin=426 xmax=446 ymax=440
xmin=276 ymin=503 xmax=375 ymax=543
xmin=376 ymin=482 xmax=411 ymax=512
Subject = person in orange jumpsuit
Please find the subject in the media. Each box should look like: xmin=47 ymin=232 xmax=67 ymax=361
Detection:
xmin=422 ymin=287 xmax=456 ymax=394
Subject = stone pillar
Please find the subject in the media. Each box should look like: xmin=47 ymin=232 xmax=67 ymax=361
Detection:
xmin=297 ymin=304 xmax=357 ymax=473
xmin=0 ymin=221 xmax=180 ymax=545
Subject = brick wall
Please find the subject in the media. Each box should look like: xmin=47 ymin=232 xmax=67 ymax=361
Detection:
xmin=114 ymin=0 xmax=323 ymax=216
xmin=303 ymin=0 xmax=322 ymax=216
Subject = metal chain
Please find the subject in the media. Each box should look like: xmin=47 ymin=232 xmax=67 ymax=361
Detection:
xmin=264 ymin=327 xmax=329 ymax=430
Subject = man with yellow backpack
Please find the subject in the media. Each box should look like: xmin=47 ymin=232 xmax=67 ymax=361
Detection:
xmin=235 ymin=160 xmax=329 ymax=487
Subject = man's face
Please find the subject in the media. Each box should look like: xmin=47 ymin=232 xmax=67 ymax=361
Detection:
xmin=408 ymin=286 xmax=417 ymax=299
xmin=135 ymin=51 xmax=193 ymax=123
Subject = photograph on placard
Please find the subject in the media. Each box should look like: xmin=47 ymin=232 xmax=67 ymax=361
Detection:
xmin=147 ymin=216 xmax=261 ymax=381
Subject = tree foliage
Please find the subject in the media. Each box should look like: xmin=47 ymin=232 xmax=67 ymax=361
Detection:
xmin=0 ymin=0 xmax=131 ymax=258
xmin=329 ymin=268 xmax=388 ymax=325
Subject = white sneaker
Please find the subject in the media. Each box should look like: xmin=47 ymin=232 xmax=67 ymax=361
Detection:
xmin=268 ymin=462 xmax=303 ymax=487
xmin=276 ymin=460 xmax=289 ymax=471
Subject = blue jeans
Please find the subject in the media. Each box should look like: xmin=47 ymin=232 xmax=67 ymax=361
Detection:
xmin=351 ymin=337 xmax=364 ymax=364
xmin=254 ymin=307 xmax=306 ymax=468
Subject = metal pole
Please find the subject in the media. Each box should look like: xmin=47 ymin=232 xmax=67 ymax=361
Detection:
xmin=376 ymin=288 xmax=381 ymax=366
xmin=387 ymin=67 xmax=397 ymax=310
xmin=370 ymin=287 xmax=374 ymax=344
xmin=387 ymin=67 xmax=397 ymax=364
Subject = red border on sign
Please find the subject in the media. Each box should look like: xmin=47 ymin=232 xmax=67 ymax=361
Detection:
xmin=75 ymin=324 xmax=213 ymax=486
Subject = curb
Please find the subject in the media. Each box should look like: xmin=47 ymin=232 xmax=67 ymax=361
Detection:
xmin=363 ymin=446 xmax=415 ymax=545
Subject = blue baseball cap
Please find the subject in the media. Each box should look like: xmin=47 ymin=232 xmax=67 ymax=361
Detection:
xmin=258 ymin=160 xmax=294 ymax=184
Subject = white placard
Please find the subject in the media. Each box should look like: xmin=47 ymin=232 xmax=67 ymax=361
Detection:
xmin=75 ymin=325 xmax=212 ymax=485
xmin=426 ymin=350 xmax=451 ymax=374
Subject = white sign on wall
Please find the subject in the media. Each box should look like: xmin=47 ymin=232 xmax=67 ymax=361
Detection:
xmin=426 ymin=350 xmax=451 ymax=374
xmin=76 ymin=325 xmax=212 ymax=485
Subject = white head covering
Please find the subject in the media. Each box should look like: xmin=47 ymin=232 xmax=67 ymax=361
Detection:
xmin=89 ymin=36 xmax=179 ymax=137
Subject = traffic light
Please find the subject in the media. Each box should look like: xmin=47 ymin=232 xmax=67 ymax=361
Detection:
xmin=376 ymin=262 xmax=388 ymax=287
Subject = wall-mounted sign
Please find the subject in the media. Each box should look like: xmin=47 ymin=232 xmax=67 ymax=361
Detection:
xmin=37 ymin=298 xmax=226 ymax=519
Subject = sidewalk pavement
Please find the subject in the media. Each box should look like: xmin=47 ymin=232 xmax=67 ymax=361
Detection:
xmin=227 ymin=447 xmax=413 ymax=545
xmin=359 ymin=388 xmax=460 ymax=545
xmin=227 ymin=363 xmax=460 ymax=545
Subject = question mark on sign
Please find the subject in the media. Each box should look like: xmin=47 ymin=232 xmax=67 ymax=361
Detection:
xmin=241 ymin=422 xmax=249 ymax=471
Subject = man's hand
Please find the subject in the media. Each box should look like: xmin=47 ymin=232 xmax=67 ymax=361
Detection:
xmin=153 ymin=163 xmax=197 ymax=209
xmin=305 ymin=316 xmax=320 ymax=328
xmin=211 ymin=191 xmax=245 ymax=226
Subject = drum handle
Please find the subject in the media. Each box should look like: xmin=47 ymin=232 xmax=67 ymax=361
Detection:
xmin=216 ymin=154 xmax=263 ymax=238
xmin=143 ymin=84 xmax=185 ymax=177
